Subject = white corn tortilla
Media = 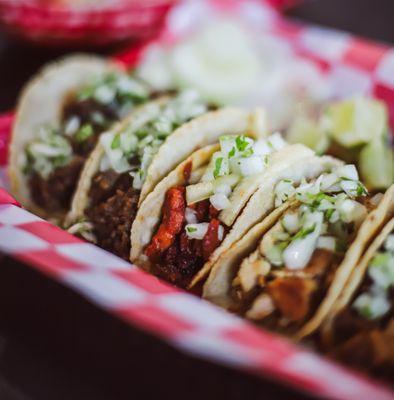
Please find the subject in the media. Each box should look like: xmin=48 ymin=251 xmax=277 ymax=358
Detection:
xmin=203 ymin=184 xmax=394 ymax=340
xmin=9 ymin=54 xmax=119 ymax=220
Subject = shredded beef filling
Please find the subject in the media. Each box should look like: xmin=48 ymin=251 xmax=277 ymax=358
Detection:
xmin=29 ymin=156 xmax=84 ymax=213
xmin=329 ymin=285 xmax=394 ymax=380
xmin=27 ymin=98 xmax=119 ymax=212
xmin=86 ymin=171 xmax=139 ymax=261
xmin=146 ymin=190 xmax=222 ymax=288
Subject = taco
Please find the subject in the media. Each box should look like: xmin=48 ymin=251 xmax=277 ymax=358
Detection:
xmin=10 ymin=54 xmax=157 ymax=221
xmin=204 ymin=167 xmax=391 ymax=339
xmin=131 ymin=125 xmax=342 ymax=289
xmin=65 ymin=104 xmax=263 ymax=260
xmin=319 ymin=187 xmax=394 ymax=379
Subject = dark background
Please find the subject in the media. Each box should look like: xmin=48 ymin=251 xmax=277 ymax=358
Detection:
xmin=1 ymin=1 xmax=394 ymax=399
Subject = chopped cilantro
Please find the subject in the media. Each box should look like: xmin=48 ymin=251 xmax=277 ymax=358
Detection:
xmin=236 ymin=135 xmax=250 ymax=151
xmin=228 ymin=147 xmax=236 ymax=158
xmin=292 ymin=224 xmax=316 ymax=241
xmin=135 ymin=129 xmax=149 ymax=139
xmin=186 ymin=226 xmax=197 ymax=233
xmin=214 ymin=157 xmax=224 ymax=179
xmin=77 ymin=86 xmax=95 ymax=101
xmin=241 ymin=147 xmax=254 ymax=158
xmin=75 ymin=124 xmax=93 ymax=142
xmin=358 ymin=304 xmax=375 ymax=319
xmin=356 ymin=183 xmax=368 ymax=196
xmin=111 ymin=135 xmax=121 ymax=149
xmin=370 ymin=252 xmax=390 ymax=268
xmin=306 ymin=192 xmax=335 ymax=210
xmin=325 ymin=208 xmax=335 ymax=220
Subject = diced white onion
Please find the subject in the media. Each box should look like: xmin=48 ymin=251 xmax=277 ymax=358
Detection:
xmin=94 ymin=85 xmax=116 ymax=104
xmin=218 ymin=225 xmax=224 ymax=241
xmin=214 ymin=183 xmax=232 ymax=197
xmin=185 ymin=223 xmax=209 ymax=240
xmin=353 ymin=292 xmax=390 ymax=319
xmin=336 ymin=164 xmax=359 ymax=181
xmin=282 ymin=211 xmax=323 ymax=270
xmin=317 ymin=199 xmax=334 ymax=211
xmin=329 ymin=210 xmax=340 ymax=223
xmin=339 ymin=199 xmax=366 ymax=223
xmin=185 ymin=207 xmax=197 ymax=224
xmin=304 ymin=210 xmax=324 ymax=229
xmin=267 ymin=132 xmax=286 ymax=151
xmin=283 ymin=233 xmax=318 ymax=270
xmin=67 ymin=221 xmax=94 ymax=235
xmin=281 ymin=213 xmax=300 ymax=234
xmin=253 ymin=139 xmax=271 ymax=157
xmin=236 ymin=156 xmax=265 ymax=176
xmin=369 ymin=264 xmax=394 ymax=290
xmin=265 ymin=245 xmax=284 ymax=267
xmin=275 ymin=179 xmax=295 ymax=207
xmin=210 ymin=193 xmax=231 ymax=210
xmin=296 ymin=180 xmax=320 ymax=201
xmin=117 ymin=76 xmax=145 ymax=95
xmin=30 ymin=143 xmax=66 ymax=157
xmin=130 ymin=170 xmax=144 ymax=190
xmin=64 ymin=116 xmax=80 ymax=136
xmin=219 ymin=136 xmax=236 ymax=157
xmin=120 ymin=133 xmax=138 ymax=153
xmin=320 ymin=173 xmax=339 ymax=191
xmin=385 ymin=235 xmax=394 ymax=252
xmin=317 ymin=236 xmax=336 ymax=251
xmin=340 ymin=179 xmax=358 ymax=195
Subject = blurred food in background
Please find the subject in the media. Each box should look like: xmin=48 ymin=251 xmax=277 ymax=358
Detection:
xmin=137 ymin=18 xmax=331 ymax=130
xmin=287 ymin=97 xmax=394 ymax=190
xmin=137 ymin=18 xmax=393 ymax=191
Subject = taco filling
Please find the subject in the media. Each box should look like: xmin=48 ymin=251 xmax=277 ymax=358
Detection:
xmin=230 ymin=165 xmax=373 ymax=334
xmin=144 ymin=133 xmax=288 ymax=287
xmin=330 ymin=227 xmax=394 ymax=378
xmin=79 ymin=91 xmax=208 ymax=259
xmin=22 ymin=71 xmax=153 ymax=213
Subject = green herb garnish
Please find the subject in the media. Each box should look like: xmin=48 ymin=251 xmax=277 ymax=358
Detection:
xmin=236 ymin=135 xmax=250 ymax=151
xmin=228 ymin=147 xmax=236 ymax=158
xmin=356 ymin=182 xmax=368 ymax=196
xmin=75 ymin=124 xmax=94 ymax=142
xmin=111 ymin=135 xmax=121 ymax=149
xmin=292 ymin=224 xmax=316 ymax=241
xmin=214 ymin=157 xmax=224 ymax=179
xmin=325 ymin=208 xmax=335 ymax=220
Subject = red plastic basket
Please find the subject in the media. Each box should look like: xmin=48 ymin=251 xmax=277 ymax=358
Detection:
xmin=1 ymin=1 xmax=394 ymax=398
xmin=0 ymin=0 xmax=177 ymax=46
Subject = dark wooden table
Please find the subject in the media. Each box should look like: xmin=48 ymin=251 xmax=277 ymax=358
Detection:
xmin=1 ymin=1 xmax=394 ymax=399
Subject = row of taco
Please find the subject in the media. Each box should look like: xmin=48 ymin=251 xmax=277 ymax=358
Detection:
xmin=9 ymin=55 xmax=394 ymax=381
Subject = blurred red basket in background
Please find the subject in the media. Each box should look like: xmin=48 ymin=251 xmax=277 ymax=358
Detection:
xmin=0 ymin=0 xmax=177 ymax=46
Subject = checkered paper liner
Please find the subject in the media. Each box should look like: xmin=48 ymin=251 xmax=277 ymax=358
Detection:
xmin=1 ymin=1 xmax=394 ymax=398
xmin=1 ymin=191 xmax=393 ymax=400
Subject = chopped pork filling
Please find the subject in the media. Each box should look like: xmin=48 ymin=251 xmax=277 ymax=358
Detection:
xmin=145 ymin=187 xmax=222 ymax=288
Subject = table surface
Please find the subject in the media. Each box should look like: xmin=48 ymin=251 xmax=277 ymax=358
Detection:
xmin=1 ymin=1 xmax=394 ymax=399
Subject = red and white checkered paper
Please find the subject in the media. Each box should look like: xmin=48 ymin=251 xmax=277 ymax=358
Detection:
xmin=1 ymin=1 xmax=394 ymax=399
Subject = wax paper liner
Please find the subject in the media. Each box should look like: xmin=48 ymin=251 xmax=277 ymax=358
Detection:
xmin=1 ymin=1 xmax=394 ymax=399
